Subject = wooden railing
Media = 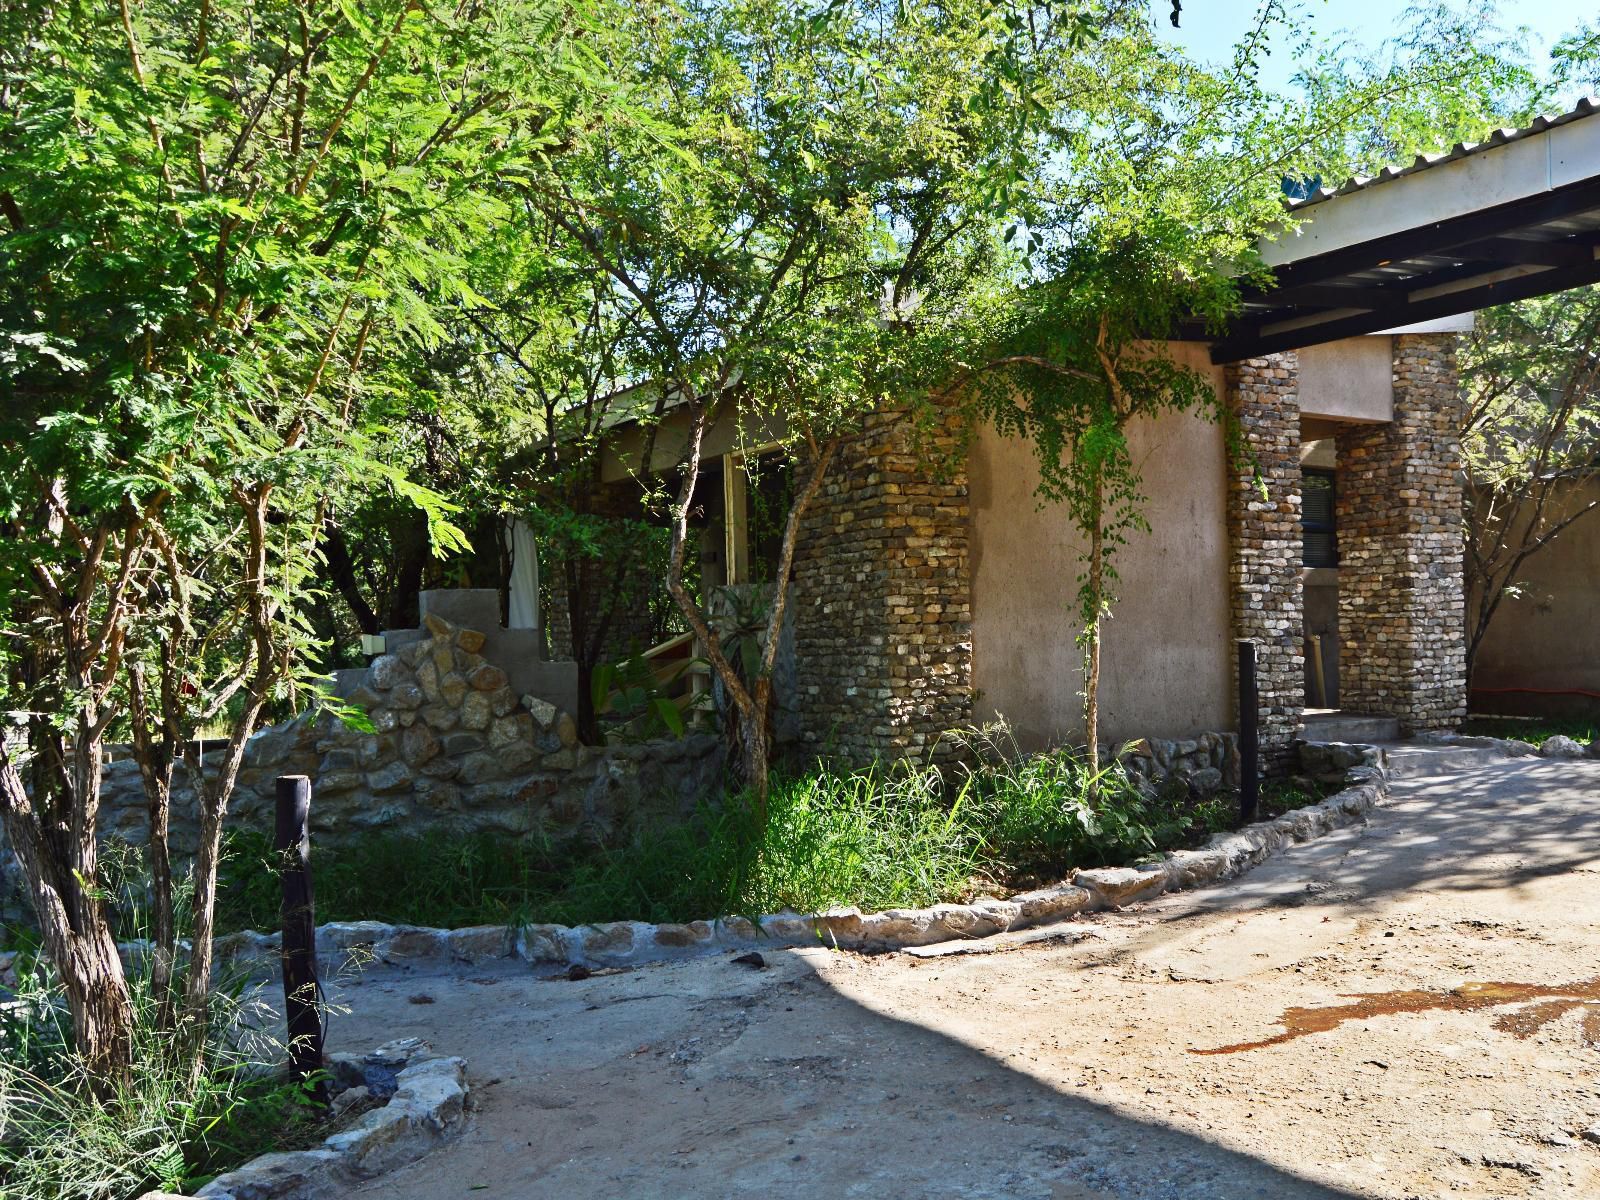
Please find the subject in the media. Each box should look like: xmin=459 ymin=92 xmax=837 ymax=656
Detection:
xmin=646 ymin=631 xmax=712 ymax=715
xmin=598 ymin=630 xmax=712 ymax=730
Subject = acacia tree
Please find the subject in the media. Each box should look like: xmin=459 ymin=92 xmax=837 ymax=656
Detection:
xmin=0 ymin=0 xmax=614 ymax=1080
xmin=519 ymin=0 xmax=1113 ymax=809
xmin=447 ymin=242 xmax=676 ymax=740
xmin=943 ymin=1 xmax=1575 ymax=780
xmin=1460 ymin=290 xmax=1600 ymax=680
xmin=956 ymin=238 xmax=1238 ymax=784
xmin=1291 ymin=10 xmax=1600 ymax=688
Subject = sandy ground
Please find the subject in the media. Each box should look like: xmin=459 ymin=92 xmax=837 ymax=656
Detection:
xmin=321 ymin=759 xmax=1600 ymax=1199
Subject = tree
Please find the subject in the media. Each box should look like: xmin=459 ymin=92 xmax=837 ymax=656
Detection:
xmin=1290 ymin=9 xmax=1600 ymax=689
xmin=516 ymin=0 xmax=1129 ymax=811
xmin=1460 ymin=289 xmax=1600 ymax=681
xmin=934 ymin=2 xmax=1330 ymax=783
xmin=0 ymin=0 xmax=615 ymax=1080
xmin=955 ymin=239 xmax=1238 ymax=785
xmin=937 ymin=0 xmax=1547 ymax=781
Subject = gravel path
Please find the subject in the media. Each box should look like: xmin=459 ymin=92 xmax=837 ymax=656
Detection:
xmin=323 ymin=758 xmax=1600 ymax=1199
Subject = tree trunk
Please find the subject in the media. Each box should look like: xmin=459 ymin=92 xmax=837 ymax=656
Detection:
xmin=320 ymin=520 xmax=380 ymax=635
xmin=0 ymin=759 xmax=136 ymax=1085
xmin=1083 ymin=471 xmax=1104 ymax=800
xmin=661 ymin=400 xmax=768 ymax=811
xmin=385 ymin=509 xmax=429 ymax=630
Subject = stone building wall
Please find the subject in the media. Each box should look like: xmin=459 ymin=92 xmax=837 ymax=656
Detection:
xmin=1225 ymin=353 xmax=1305 ymax=772
xmin=790 ymin=406 xmax=973 ymax=762
xmin=1335 ymin=334 xmax=1467 ymax=732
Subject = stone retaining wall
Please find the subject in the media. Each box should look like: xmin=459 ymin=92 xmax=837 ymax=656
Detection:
xmin=9 ymin=612 xmax=723 ymax=881
xmin=1119 ymin=731 xmax=1241 ymax=798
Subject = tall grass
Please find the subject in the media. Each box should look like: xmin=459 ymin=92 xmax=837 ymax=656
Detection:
xmin=1463 ymin=714 xmax=1598 ymax=747
xmin=208 ymin=731 xmax=1255 ymax=934
xmin=749 ymin=761 xmax=989 ymax=913
xmin=213 ymin=760 xmax=985 ymax=931
xmin=1 ymin=851 xmax=324 ymax=1200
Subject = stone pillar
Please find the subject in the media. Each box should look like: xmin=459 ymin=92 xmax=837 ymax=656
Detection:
xmin=792 ymin=406 xmax=973 ymax=763
xmin=1225 ymin=353 xmax=1304 ymax=771
xmin=1335 ymin=334 xmax=1467 ymax=733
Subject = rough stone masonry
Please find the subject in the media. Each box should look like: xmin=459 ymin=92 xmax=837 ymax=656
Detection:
xmin=56 ymin=612 xmax=723 ymax=865
xmin=1226 ymin=352 xmax=1306 ymax=772
xmin=1337 ymin=333 xmax=1468 ymax=733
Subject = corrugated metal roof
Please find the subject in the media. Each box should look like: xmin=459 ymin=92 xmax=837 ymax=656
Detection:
xmin=1289 ymin=96 xmax=1600 ymax=210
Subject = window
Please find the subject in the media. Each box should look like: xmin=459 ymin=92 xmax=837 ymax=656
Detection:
xmin=1302 ymin=468 xmax=1337 ymax=568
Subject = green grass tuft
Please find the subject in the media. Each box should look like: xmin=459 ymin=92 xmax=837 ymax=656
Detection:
xmin=1462 ymin=715 xmax=1597 ymax=747
xmin=1 ymin=852 xmax=327 ymax=1200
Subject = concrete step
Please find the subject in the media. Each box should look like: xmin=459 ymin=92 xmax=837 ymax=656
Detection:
xmin=1302 ymin=711 xmax=1401 ymax=744
xmin=1380 ymin=741 xmax=1514 ymax=780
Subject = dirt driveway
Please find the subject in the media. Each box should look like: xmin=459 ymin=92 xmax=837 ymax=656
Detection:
xmin=327 ymin=758 xmax=1600 ymax=1199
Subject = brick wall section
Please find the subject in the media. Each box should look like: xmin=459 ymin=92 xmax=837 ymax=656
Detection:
xmin=1226 ymin=353 xmax=1304 ymax=772
xmin=1336 ymin=334 xmax=1467 ymax=733
xmin=791 ymin=406 xmax=973 ymax=763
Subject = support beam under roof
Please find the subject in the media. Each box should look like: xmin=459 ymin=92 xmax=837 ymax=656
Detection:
xmin=1208 ymin=99 xmax=1600 ymax=363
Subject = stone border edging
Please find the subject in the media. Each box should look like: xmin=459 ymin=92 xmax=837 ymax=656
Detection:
xmin=1415 ymin=730 xmax=1600 ymax=760
xmin=200 ymin=772 xmax=1391 ymax=975
xmin=137 ymin=1038 xmax=470 ymax=1200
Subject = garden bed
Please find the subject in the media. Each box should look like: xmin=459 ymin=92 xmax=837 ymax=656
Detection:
xmin=208 ymin=758 xmax=1341 ymax=937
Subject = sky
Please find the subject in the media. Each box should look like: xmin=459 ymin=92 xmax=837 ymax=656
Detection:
xmin=1154 ymin=0 xmax=1597 ymax=97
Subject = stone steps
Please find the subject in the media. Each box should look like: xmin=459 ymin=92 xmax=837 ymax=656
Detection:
xmin=1302 ymin=711 xmax=1401 ymax=743
xmin=1379 ymin=741 xmax=1515 ymax=780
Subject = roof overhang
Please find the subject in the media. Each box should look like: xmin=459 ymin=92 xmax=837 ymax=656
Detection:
xmin=1202 ymin=98 xmax=1600 ymax=363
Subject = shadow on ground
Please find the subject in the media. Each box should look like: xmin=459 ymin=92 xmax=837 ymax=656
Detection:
xmin=328 ymin=947 xmax=1367 ymax=1200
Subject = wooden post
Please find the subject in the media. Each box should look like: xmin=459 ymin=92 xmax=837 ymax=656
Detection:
xmin=275 ymin=774 xmax=327 ymax=1103
xmin=1237 ymin=640 xmax=1259 ymax=824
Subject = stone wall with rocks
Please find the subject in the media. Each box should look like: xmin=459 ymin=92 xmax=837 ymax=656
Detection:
xmin=1120 ymin=732 xmax=1241 ymax=799
xmin=791 ymin=405 xmax=973 ymax=763
xmin=1336 ymin=334 xmax=1467 ymax=733
xmin=1226 ymin=354 xmax=1305 ymax=772
xmin=77 ymin=612 xmax=724 ymax=866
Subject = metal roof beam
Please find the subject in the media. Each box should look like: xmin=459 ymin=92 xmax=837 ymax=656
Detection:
xmin=1257 ymin=178 xmax=1600 ymax=294
xmin=1455 ymin=236 xmax=1600 ymax=266
xmin=1211 ymin=258 xmax=1600 ymax=362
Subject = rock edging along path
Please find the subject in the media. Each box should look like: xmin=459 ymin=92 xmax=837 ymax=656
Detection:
xmin=136 ymin=1038 xmax=468 ymax=1200
xmin=192 ymin=772 xmax=1390 ymax=976
xmin=1415 ymin=728 xmax=1600 ymax=760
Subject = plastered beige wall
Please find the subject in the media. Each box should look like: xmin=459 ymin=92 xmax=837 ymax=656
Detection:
xmin=1298 ymin=337 xmax=1393 ymax=423
xmin=968 ymin=347 xmax=1233 ymax=751
xmin=1470 ymin=477 xmax=1600 ymax=714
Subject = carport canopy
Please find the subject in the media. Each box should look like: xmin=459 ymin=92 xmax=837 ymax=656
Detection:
xmin=1197 ymin=97 xmax=1600 ymax=363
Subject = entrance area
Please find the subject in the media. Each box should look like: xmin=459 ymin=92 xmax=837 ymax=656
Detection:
xmin=1228 ymin=331 xmax=1469 ymax=766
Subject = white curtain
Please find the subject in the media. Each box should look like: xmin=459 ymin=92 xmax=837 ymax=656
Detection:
xmin=505 ymin=517 xmax=540 ymax=630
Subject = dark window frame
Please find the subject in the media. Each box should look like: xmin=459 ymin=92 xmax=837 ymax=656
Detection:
xmin=1302 ymin=467 xmax=1338 ymax=568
